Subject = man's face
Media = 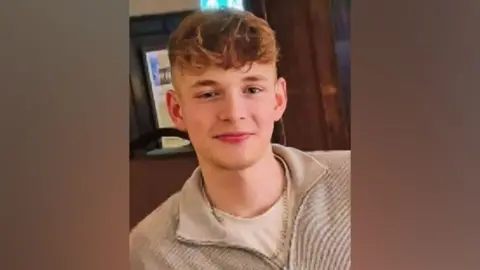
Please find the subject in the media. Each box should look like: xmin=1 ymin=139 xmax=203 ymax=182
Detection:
xmin=166 ymin=62 xmax=287 ymax=170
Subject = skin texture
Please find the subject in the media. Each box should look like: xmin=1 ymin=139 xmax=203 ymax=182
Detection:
xmin=166 ymin=62 xmax=289 ymax=217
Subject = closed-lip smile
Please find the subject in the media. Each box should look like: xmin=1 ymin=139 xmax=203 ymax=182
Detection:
xmin=214 ymin=132 xmax=253 ymax=143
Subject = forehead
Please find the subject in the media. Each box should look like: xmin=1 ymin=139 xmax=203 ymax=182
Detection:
xmin=172 ymin=63 xmax=277 ymax=90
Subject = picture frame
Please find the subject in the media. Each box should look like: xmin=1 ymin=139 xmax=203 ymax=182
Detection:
xmin=140 ymin=46 xmax=190 ymax=149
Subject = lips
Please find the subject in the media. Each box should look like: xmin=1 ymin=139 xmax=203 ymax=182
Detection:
xmin=214 ymin=132 xmax=252 ymax=143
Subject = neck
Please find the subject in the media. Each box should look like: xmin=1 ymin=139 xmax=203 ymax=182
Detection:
xmin=200 ymin=152 xmax=286 ymax=219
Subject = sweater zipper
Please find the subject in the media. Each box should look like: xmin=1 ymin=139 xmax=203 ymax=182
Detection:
xmin=176 ymin=235 xmax=287 ymax=269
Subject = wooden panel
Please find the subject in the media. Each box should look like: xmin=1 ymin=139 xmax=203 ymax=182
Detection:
xmin=130 ymin=155 xmax=198 ymax=229
xmin=331 ymin=0 xmax=351 ymax=133
xmin=263 ymin=0 xmax=329 ymax=150
xmin=264 ymin=0 xmax=350 ymax=150
xmin=283 ymin=91 xmax=327 ymax=150
xmin=307 ymin=0 xmax=350 ymax=149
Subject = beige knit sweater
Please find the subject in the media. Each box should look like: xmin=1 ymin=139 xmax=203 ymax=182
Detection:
xmin=130 ymin=144 xmax=351 ymax=270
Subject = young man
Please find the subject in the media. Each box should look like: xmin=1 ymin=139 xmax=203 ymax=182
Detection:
xmin=130 ymin=9 xmax=350 ymax=270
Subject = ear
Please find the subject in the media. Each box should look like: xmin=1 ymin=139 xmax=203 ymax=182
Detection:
xmin=165 ymin=89 xmax=186 ymax=131
xmin=273 ymin=77 xmax=288 ymax=121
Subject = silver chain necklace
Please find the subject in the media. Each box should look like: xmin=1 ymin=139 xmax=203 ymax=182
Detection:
xmin=201 ymin=179 xmax=289 ymax=261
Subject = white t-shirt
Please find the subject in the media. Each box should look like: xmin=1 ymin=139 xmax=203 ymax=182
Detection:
xmin=210 ymin=158 xmax=293 ymax=265
xmin=214 ymin=189 xmax=290 ymax=264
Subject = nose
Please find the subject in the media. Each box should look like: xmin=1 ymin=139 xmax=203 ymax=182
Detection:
xmin=218 ymin=92 xmax=247 ymax=122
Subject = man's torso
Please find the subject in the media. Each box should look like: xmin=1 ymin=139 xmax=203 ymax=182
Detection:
xmin=130 ymin=146 xmax=351 ymax=270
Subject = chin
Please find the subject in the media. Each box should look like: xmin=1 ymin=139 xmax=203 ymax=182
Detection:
xmin=212 ymin=147 xmax=264 ymax=171
xmin=196 ymin=137 xmax=271 ymax=170
xmin=214 ymin=156 xmax=258 ymax=171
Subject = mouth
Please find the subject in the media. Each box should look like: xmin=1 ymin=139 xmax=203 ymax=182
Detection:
xmin=213 ymin=132 xmax=253 ymax=143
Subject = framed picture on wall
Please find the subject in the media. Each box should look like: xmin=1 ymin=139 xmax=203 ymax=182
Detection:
xmin=141 ymin=47 xmax=190 ymax=149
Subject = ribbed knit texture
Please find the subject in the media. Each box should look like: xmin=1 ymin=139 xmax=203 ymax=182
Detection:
xmin=130 ymin=145 xmax=350 ymax=270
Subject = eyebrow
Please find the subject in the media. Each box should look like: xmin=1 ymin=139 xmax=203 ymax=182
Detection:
xmin=191 ymin=79 xmax=218 ymax=89
xmin=189 ymin=75 xmax=268 ymax=89
xmin=242 ymin=75 xmax=268 ymax=82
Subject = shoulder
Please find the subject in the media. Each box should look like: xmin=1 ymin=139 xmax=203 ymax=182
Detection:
xmin=130 ymin=193 xmax=181 ymax=269
xmin=307 ymin=149 xmax=350 ymax=182
xmin=304 ymin=150 xmax=350 ymax=238
xmin=306 ymin=149 xmax=350 ymax=199
xmin=273 ymin=144 xmax=350 ymax=186
xmin=307 ymin=149 xmax=351 ymax=170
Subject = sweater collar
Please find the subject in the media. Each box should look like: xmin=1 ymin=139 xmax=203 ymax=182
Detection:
xmin=175 ymin=144 xmax=329 ymax=244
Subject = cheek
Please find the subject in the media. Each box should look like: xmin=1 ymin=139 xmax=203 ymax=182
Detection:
xmin=251 ymin=95 xmax=277 ymax=117
xmin=251 ymin=105 xmax=277 ymax=129
xmin=182 ymin=104 xmax=214 ymax=134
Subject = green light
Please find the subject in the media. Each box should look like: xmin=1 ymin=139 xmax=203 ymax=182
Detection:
xmin=200 ymin=0 xmax=244 ymax=10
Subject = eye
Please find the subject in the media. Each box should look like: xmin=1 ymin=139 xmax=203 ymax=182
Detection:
xmin=196 ymin=91 xmax=219 ymax=99
xmin=245 ymin=87 xmax=263 ymax=94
